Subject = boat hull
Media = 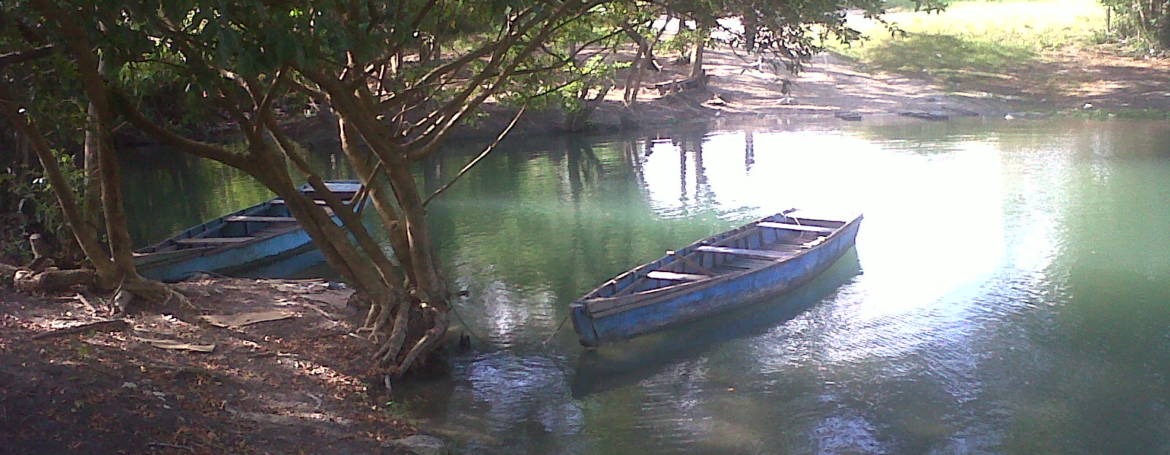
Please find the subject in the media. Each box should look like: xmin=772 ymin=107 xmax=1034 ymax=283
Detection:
xmin=571 ymin=216 xmax=862 ymax=346
xmin=137 ymin=227 xmax=317 ymax=282
xmin=134 ymin=181 xmax=361 ymax=282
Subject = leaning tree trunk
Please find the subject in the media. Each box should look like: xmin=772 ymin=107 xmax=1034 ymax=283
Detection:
xmin=336 ymin=116 xmax=415 ymax=277
xmin=0 ymin=80 xmax=117 ymax=286
xmin=383 ymin=164 xmax=451 ymax=375
xmin=622 ymin=25 xmax=651 ymax=106
xmin=47 ymin=0 xmax=178 ymax=303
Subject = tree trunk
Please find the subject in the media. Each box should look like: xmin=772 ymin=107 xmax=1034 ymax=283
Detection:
xmin=622 ymin=25 xmax=650 ymax=106
xmin=566 ymin=82 xmax=613 ymax=132
xmin=41 ymin=0 xmax=192 ymax=305
xmin=623 ymin=49 xmax=645 ymax=106
xmin=386 ymin=165 xmax=446 ymax=309
xmin=83 ymin=100 xmax=104 ymax=237
xmin=743 ymin=14 xmax=759 ymax=52
xmin=89 ymin=57 xmax=140 ymax=284
xmin=689 ymin=30 xmax=707 ymax=80
xmin=336 ymin=116 xmax=415 ymax=277
xmin=0 ymin=81 xmax=117 ymax=286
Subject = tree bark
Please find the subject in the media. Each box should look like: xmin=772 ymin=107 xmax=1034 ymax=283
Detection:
xmin=0 ymin=81 xmax=117 ymax=286
xmin=46 ymin=1 xmax=147 ymax=290
xmin=622 ymin=25 xmax=650 ymax=106
xmin=689 ymin=30 xmax=707 ymax=80
xmin=743 ymin=13 xmax=760 ymax=52
xmin=83 ymin=99 xmax=104 ymax=238
xmin=386 ymin=165 xmax=447 ymax=311
xmin=336 ymin=116 xmax=414 ymax=276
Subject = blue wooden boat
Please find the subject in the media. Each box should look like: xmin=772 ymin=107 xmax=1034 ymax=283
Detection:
xmin=134 ymin=181 xmax=363 ymax=282
xmin=571 ymin=250 xmax=861 ymax=397
xmin=571 ymin=210 xmax=863 ymax=347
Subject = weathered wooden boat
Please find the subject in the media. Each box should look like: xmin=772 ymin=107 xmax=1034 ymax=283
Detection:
xmin=571 ymin=249 xmax=861 ymax=397
xmin=134 ymin=181 xmax=363 ymax=282
xmin=571 ymin=210 xmax=863 ymax=347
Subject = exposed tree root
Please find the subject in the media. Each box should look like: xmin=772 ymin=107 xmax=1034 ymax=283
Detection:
xmin=375 ymin=299 xmax=413 ymax=369
xmin=388 ymin=311 xmax=449 ymax=377
xmin=117 ymin=277 xmax=192 ymax=313
xmin=370 ymin=299 xmax=398 ymax=341
xmin=14 ymin=268 xmax=96 ymax=293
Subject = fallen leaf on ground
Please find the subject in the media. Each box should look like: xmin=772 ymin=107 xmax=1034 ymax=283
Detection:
xmin=199 ymin=311 xmax=295 ymax=328
xmin=135 ymin=338 xmax=216 ymax=353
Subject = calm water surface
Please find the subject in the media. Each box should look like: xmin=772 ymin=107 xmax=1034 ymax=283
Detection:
xmin=126 ymin=118 xmax=1170 ymax=454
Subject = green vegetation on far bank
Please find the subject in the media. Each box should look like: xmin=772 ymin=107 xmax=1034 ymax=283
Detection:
xmin=826 ymin=0 xmax=1170 ymax=116
xmin=835 ymin=0 xmax=1106 ymax=78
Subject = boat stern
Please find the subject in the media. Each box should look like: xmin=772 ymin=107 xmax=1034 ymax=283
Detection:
xmin=570 ymin=302 xmax=600 ymax=347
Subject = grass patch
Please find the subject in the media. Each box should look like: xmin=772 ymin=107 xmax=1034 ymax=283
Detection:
xmin=858 ymin=33 xmax=1035 ymax=78
xmin=833 ymin=0 xmax=1106 ymax=81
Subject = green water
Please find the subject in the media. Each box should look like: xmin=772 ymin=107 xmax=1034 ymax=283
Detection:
xmin=125 ymin=118 xmax=1170 ymax=454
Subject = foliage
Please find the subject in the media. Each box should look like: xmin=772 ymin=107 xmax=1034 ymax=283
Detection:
xmin=1 ymin=0 xmax=955 ymax=375
xmin=851 ymin=33 xmax=1036 ymax=77
xmin=1100 ymin=0 xmax=1170 ymax=50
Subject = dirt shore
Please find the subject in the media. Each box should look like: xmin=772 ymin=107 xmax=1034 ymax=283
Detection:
xmin=451 ymin=45 xmax=1020 ymax=141
xmin=453 ymin=44 xmax=1170 ymax=141
xmin=0 ymin=278 xmax=427 ymax=455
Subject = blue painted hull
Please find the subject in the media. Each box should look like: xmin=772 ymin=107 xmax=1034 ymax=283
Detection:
xmin=571 ymin=249 xmax=861 ymax=397
xmin=135 ymin=181 xmax=361 ymax=282
xmin=137 ymin=226 xmax=320 ymax=282
xmin=571 ymin=213 xmax=862 ymax=346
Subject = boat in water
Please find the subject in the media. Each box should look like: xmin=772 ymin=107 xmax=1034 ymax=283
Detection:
xmin=134 ymin=181 xmax=362 ymax=282
xmin=570 ymin=209 xmax=862 ymax=346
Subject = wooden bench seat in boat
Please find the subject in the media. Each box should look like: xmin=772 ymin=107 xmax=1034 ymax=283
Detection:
xmin=756 ymin=221 xmax=834 ymax=234
xmin=646 ymin=271 xmax=708 ymax=282
xmin=174 ymin=237 xmax=255 ymax=245
xmin=224 ymin=216 xmax=297 ymax=223
xmin=271 ymin=199 xmax=331 ymax=206
xmin=695 ymin=245 xmax=790 ymax=260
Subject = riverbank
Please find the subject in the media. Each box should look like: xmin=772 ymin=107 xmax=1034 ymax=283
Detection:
xmin=0 ymin=276 xmax=442 ymax=454
xmin=436 ymin=42 xmax=1170 ymax=144
xmin=436 ymin=44 xmax=1017 ymax=142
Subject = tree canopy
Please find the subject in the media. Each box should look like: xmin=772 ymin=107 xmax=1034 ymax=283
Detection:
xmin=1 ymin=0 xmax=944 ymax=375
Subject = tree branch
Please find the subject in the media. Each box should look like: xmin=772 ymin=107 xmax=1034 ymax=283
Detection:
xmin=423 ymin=106 xmax=525 ymax=207
xmin=111 ymin=90 xmax=251 ymax=170
xmin=0 ymin=45 xmax=55 ymax=68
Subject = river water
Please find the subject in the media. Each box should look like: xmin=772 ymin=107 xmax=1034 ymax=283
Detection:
xmin=126 ymin=118 xmax=1170 ymax=454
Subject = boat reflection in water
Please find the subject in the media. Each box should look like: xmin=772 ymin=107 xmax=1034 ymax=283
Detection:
xmin=572 ymin=248 xmax=861 ymax=398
